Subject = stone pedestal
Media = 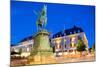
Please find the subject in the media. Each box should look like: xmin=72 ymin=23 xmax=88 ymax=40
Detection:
xmin=28 ymin=29 xmax=56 ymax=64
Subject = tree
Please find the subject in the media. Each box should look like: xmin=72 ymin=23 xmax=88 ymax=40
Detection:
xmin=11 ymin=51 xmax=19 ymax=55
xmin=19 ymin=48 xmax=22 ymax=55
xmin=91 ymin=44 xmax=95 ymax=52
xmin=76 ymin=37 xmax=86 ymax=56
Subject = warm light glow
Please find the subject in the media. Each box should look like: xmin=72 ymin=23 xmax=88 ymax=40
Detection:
xmin=55 ymin=38 xmax=61 ymax=49
xmin=72 ymin=37 xmax=75 ymax=41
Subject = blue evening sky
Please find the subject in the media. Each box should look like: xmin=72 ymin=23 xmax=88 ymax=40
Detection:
xmin=11 ymin=1 xmax=95 ymax=48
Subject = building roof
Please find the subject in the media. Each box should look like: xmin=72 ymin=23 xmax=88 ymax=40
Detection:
xmin=20 ymin=35 xmax=33 ymax=42
xmin=53 ymin=25 xmax=83 ymax=38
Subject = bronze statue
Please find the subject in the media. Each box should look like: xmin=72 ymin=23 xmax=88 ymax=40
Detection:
xmin=36 ymin=5 xmax=47 ymax=31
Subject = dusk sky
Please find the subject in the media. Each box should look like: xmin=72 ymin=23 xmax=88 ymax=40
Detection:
xmin=11 ymin=1 xmax=95 ymax=48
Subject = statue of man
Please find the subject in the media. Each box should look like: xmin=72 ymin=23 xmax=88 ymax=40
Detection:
xmin=36 ymin=5 xmax=47 ymax=31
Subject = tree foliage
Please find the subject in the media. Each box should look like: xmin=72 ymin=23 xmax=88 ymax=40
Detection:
xmin=11 ymin=51 xmax=19 ymax=55
xmin=19 ymin=48 xmax=22 ymax=55
xmin=91 ymin=44 xmax=95 ymax=52
xmin=77 ymin=37 xmax=86 ymax=52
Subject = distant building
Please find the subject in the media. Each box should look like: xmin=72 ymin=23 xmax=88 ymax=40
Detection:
xmin=11 ymin=26 xmax=88 ymax=57
xmin=51 ymin=26 xmax=88 ymax=56
xmin=11 ymin=38 xmax=33 ymax=57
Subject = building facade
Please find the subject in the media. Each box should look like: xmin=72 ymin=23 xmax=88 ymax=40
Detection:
xmin=11 ymin=39 xmax=33 ymax=57
xmin=11 ymin=26 xmax=88 ymax=57
xmin=51 ymin=26 xmax=88 ymax=56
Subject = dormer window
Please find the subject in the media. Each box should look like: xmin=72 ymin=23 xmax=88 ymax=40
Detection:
xmin=60 ymin=34 xmax=62 ymax=37
xmin=57 ymin=35 xmax=58 ymax=37
xmin=64 ymin=33 xmax=65 ymax=36
xmin=78 ymin=30 xmax=80 ymax=33
xmin=70 ymin=32 xmax=72 ymax=34
xmin=74 ymin=31 xmax=76 ymax=34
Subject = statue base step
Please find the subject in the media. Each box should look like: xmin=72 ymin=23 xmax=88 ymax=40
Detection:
xmin=27 ymin=55 xmax=56 ymax=64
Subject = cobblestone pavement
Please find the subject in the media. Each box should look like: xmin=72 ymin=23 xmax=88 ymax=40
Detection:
xmin=11 ymin=53 xmax=95 ymax=66
xmin=55 ymin=56 xmax=95 ymax=63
